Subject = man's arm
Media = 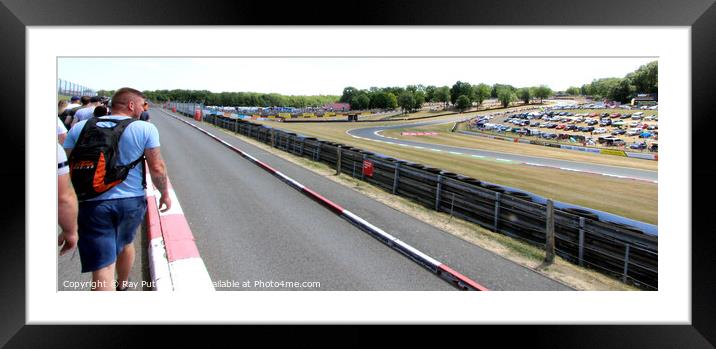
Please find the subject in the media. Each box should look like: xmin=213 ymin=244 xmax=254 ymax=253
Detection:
xmin=57 ymin=173 xmax=78 ymax=256
xmin=145 ymin=147 xmax=171 ymax=211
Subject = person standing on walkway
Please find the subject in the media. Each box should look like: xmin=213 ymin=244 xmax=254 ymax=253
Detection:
xmin=64 ymin=87 xmax=171 ymax=291
xmin=57 ymin=143 xmax=78 ymax=256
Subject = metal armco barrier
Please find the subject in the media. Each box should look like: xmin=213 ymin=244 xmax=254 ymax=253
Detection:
xmin=172 ymin=109 xmax=658 ymax=290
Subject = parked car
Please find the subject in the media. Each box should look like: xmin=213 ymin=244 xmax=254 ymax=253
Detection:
xmin=612 ymin=129 xmax=626 ymax=135
xmin=629 ymin=142 xmax=647 ymax=150
xmin=647 ymin=124 xmax=658 ymax=130
xmin=556 ymin=124 xmax=566 ymax=130
xmin=620 ymin=113 xmax=631 ymax=119
xmin=626 ymin=128 xmax=642 ymax=136
xmin=599 ymin=119 xmax=612 ymax=126
xmin=593 ymin=127 xmax=607 ymax=134
xmin=586 ymin=119 xmax=598 ymax=126
xmin=612 ymin=120 xmax=625 ymax=127
xmin=580 ymin=126 xmax=595 ymax=132
xmin=565 ymin=125 xmax=578 ymax=131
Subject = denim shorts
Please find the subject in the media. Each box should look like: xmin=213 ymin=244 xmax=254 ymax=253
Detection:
xmin=77 ymin=196 xmax=147 ymax=273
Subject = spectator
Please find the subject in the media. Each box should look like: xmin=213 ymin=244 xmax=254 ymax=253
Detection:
xmin=58 ymin=100 xmax=72 ymax=130
xmin=57 ymin=117 xmax=67 ymax=144
xmin=57 ymin=143 xmax=78 ymax=257
xmin=93 ymin=105 xmax=108 ymax=117
xmin=68 ymin=96 xmax=92 ymax=127
xmin=64 ymin=87 xmax=171 ymax=291
xmin=73 ymin=96 xmax=103 ymax=125
xmin=66 ymin=96 xmax=81 ymax=110
xmin=140 ymin=101 xmax=150 ymax=121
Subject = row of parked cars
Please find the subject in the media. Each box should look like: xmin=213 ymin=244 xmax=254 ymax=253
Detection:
xmin=470 ymin=107 xmax=659 ymax=151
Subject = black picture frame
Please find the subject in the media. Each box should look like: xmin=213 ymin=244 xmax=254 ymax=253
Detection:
xmin=2 ymin=0 xmax=714 ymax=347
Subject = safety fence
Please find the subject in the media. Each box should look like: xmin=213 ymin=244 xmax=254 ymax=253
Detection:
xmin=57 ymin=79 xmax=96 ymax=97
xmin=171 ymin=106 xmax=658 ymax=290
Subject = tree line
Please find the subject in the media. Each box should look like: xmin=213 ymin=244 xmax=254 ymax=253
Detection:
xmin=340 ymin=83 xmax=554 ymax=113
xmin=577 ymin=61 xmax=658 ymax=103
xmin=96 ymin=89 xmax=340 ymax=108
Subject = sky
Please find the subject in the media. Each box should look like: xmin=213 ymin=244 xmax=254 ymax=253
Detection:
xmin=58 ymin=57 xmax=656 ymax=96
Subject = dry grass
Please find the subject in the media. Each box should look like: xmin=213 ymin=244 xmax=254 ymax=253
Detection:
xmin=208 ymin=122 xmax=638 ymax=291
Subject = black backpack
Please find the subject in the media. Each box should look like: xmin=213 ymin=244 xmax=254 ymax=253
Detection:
xmin=68 ymin=117 xmax=145 ymax=201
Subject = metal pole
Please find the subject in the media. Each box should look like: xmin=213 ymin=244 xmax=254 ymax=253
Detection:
xmin=494 ymin=192 xmax=501 ymax=232
xmin=545 ymin=199 xmax=555 ymax=264
xmin=578 ymin=217 xmax=585 ymax=266
xmin=622 ymin=244 xmax=631 ymax=283
xmin=336 ymin=145 xmax=342 ymax=175
xmin=392 ymin=162 xmax=400 ymax=194
xmin=434 ymin=175 xmax=443 ymax=211
xmin=271 ymin=129 xmax=276 ymax=148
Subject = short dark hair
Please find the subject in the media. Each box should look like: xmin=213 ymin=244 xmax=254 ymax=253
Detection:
xmin=93 ymin=106 xmax=108 ymax=117
xmin=90 ymin=96 xmax=102 ymax=103
xmin=110 ymin=88 xmax=145 ymax=110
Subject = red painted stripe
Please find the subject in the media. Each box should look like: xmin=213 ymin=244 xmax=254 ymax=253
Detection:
xmin=302 ymin=187 xmax=345 ymax=214
xmin=438 ymin=264 xmax=489 ymax=291
xmin=255 ymin=160 xmax=279 ymax=174
xmin=159 ymin=208 xmax=201 ymax=262
xmin=145 ymin=197 xmax=162 ymax=240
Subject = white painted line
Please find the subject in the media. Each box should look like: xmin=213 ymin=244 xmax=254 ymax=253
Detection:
xmin=156 ymin=189 xmax=185 ymax=216
xmin=471 ymin=155 xmax=485 ymax=158
xmin=449 ymin=152 xmax=463 ymax=155
xmin=343 ymin=210 xmax=399 ymax=242
xmin=393 ymin=239 xmax=441 ymax=267
xmin=167 ymin=258 xmax=215 ymax=291
xmin=430 ymin=149 xmax=442 ymax=152
xmin=148 ymin=237 xmax=172 ymax=291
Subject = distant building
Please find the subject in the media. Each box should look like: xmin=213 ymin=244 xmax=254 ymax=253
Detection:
xmin=631 ymin=93 xmax=658 ymax=107
xmin=323 ymin=102 xmax=350 ymax=111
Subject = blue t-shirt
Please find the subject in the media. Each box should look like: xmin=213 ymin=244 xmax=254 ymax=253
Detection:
xmin=64 ymin=115 xmax=160 ymax=201
xmin=73 ymin=106 xmax=96 ymax=123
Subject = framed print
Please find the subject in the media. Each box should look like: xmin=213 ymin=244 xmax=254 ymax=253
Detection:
xmin=2 ymin=0 xmax=714 ymax=347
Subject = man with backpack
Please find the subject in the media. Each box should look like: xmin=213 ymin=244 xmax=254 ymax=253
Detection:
xmin=63 ymin=87 xmax=171 ymax=291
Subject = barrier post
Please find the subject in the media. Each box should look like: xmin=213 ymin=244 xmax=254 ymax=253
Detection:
xmin=493 ymin=192 xmax=501 ymax=232
xmin=545 ymin=199 xmax=555 ymax=264
xmin=392 ymin=162 xmax=400 ymax=194
xmin=336 ymin=145 xmax=342 ymax=175
xmin=434 ymin=175 xmax=443 ymax=211
xmin=578 ymin=217 xmax=585 ymax=266
xmin=622 ymin=244 xmax=631 ymax=283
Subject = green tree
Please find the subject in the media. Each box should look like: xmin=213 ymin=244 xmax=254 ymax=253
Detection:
xmin=425 ymin=85 xmax=437 ymax=102
xmin=414 ymin=91 xmax=426 ymax=110
xmin=386 ymin=92 xmax=398 ymax=109
xmin=340 ymin=87 xmax=359 ymax=104
xmin=517 ymin=87 xmax=532 ymax=104
xmin=533 ymin=85 xmax=553 ymax=103
xmin=456 ymin=95 xmax=471 ymax=112
xmin=565 ymin=86 xmax=581 ymax=96
xmin=435 ymin=86 xmax=450 ymax=108
xmin=497 ymin=88 xmax=517 ymax=108
xmin=351 ymin=93 xmax=370 ymax=110
xmin=472 ymin=83 xmax=492 ymax=107
xmin=450 ymin=81 xmax=472 ymax=105
xmin=398 ymin=92 xmax=415 ymax=114
xmin=610 ymin=78 xmax=636 ymax=103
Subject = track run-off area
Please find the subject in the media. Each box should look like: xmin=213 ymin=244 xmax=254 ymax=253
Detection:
xmin=150 ymin=108 xmax=572 ymax=291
